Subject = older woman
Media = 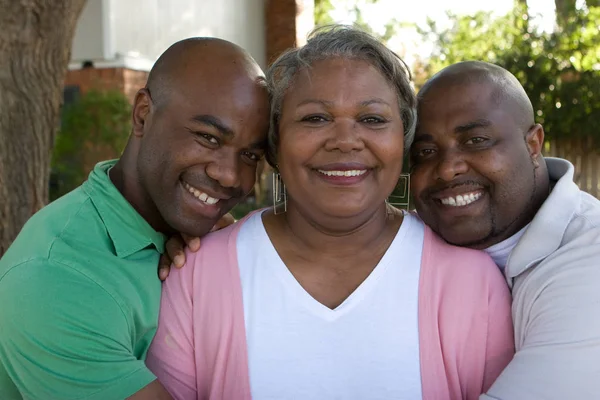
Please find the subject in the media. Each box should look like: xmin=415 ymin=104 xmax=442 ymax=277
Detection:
xmin=146 ymin=26 xmax=514 ymax=399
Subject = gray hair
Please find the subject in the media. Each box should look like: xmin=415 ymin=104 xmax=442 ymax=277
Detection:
xmin=265 ymin=24 xmax=417 ymax=168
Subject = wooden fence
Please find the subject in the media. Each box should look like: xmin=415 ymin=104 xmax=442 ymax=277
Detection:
xmin=545 ymin=137 xmax=600 ymax=198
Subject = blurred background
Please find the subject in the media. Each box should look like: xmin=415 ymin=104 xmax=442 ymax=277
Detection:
xmin=0 ymin=0 xmax=598 ymax=254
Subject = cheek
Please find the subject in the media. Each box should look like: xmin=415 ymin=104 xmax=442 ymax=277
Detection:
xmin=277 ymin=130 xmax=320 ymax=171
xmin=279 ymin=128 xmax=321 ymax=154
xmin=409 ymin=168 xmax=427 ymax=200
xmin=369 ymin=132 xmax=404 ymax=165
xmin=239 ymin=165 xmax=259 ymax=193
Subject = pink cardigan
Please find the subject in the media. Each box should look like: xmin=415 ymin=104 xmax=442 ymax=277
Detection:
xmin=147 ymin=217 xmax=514 ymax=400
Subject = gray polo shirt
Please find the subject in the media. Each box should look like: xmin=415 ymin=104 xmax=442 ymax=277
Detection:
xmin=483 ymin=157 xmax=600 ymax=399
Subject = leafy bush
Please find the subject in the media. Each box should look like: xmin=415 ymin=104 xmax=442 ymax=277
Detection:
xmin=418 ymin=4 xmax=600 ymax=144
xmin=50 ymin=89 xmax=131 ymax=200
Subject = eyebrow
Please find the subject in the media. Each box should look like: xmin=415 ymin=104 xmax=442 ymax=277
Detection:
xmin=190 ymin=115 xmax=234 ymax=138
xmin=295 ymin=98 xmax=392 ymax=108
xmin=296 ymin=99 xmax=334 ymax=108
xmin=454 ymin=119 xmax=492 ymax=134
xmin=248 ymin=138 xmax=268 ymax=150
xmin=412 ymin=133 xmax=434 ymax=143
xmin=359 ymin=98 xmax=392 ymax=107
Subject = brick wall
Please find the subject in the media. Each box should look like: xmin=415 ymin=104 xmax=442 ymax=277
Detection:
xmin=64 ymin=67 xmax=149 ymax=103
xmin=265 ymin=0 xmax=298 ymax=65
xmin=264 ymin=0 xmax=315 ymax=65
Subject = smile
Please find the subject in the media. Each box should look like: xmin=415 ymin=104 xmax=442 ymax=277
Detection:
xmin=317 ymin=169 xmax=367 ymax=177
xmin=439 ymin=191 xmax=483 ymax=207
xmin=183 ymin=181 xmax=220 ymax=205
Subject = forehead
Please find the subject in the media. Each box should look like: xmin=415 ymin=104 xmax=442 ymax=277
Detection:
xmin=287 ymin=58 xmax=398 ymax=104
xmin=165 ymin=73 xmax=269 ymax=121
xmin=420 ymin=81 xmax=496 ymax=118
xmin=417 ymin=82 xmax=515 ymax=132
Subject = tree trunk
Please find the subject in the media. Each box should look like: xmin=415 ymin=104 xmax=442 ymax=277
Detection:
xmin=555 ymin=0 xmax=577 ymax=29
xmin=0 ymin=0 xmax=86 ymax=256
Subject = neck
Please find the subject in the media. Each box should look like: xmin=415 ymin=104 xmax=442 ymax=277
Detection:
xmin=275 ymin=201 xmax=399 ymax=258
xmin=110 ymin=151 xmax=173 ymax=235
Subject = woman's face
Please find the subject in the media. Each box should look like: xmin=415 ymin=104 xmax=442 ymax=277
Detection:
xmin=277 ymin=57 xmax=405 ymax=220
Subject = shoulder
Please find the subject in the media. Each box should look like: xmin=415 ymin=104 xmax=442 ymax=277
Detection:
xmin=568 ymin=191 xmax=600 ymax=236
xmin=0 ymin=258 xmax=127 ymax=334
xmin=521 ymin=207 xmax=600 ymax=298
xmin=1 ymin=186 xmax=104 ymax=267
xmin=418 ymin=225 xmax=508 ymax=316
xmin=163 ymin=215 xmax=253 ymax=295
xmin=547 ymin=190 xmax=600 ymax=262
xmin=422 ymin=225 xmax=501 ymax=279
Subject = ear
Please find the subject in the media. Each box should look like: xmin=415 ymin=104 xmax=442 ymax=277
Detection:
xmin=132 ymin=88 xmax=153 ymax=138
xmin=525 ymin=123 xmax=545 ymax=168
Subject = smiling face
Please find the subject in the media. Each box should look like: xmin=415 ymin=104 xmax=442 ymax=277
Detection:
xmin=134 ymin=68 xmax=270 ymax=237
xmin=276 ymin=57 xmax=405 ymax=222
xmin=410 ymin=80 xmax=545 ymax=248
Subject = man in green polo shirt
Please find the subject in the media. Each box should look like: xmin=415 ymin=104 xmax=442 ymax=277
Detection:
xmin=0 ymin=37 xmax=269 ymax=399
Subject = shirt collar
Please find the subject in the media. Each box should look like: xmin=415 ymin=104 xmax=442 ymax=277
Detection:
xmin=504 ymin=157 xmax=579 ymax=284
xmin=485 ymin=223 xmax=529 ymax=271
xmin=83 ymin=160 xmax=166 ymax=258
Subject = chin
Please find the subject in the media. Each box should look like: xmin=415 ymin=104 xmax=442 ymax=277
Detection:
xmin=323 ymin=203 xmax=371 ymax=218
xmin=172 ymin=217 xmax=217 ymax=238
xmin=438 ymin=226 xmax=491 ymax=249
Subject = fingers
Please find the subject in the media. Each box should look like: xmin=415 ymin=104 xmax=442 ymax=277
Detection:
xmin=158 ymin=254 xmax=171 ymax=281
xmin=165 ymin=235 xmax=187 ymax=268
xmin=181 ymin=233 xmax=201 ymax=252
xmin=211 ymin=213 xmax=236 ymax=232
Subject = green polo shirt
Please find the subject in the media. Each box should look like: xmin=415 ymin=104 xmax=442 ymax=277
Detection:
xmin=0 ymin=160 xmax=166 ymax=399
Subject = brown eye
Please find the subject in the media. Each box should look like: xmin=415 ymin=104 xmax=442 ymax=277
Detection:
xmin=242 ymin=151 xmax=262 ymax=163
xmin=193 ymin=132 xmax=219 ymax=146
xmin=465 ymin=137 xmax=487 ymax=145
xmin=301 ymin=115 xmax=328 ymax=123
xmin=360 ymin=116 xmax=387 ymax=124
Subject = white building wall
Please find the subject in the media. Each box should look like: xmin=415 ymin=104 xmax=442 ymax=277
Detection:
xmin=71 ymin=0 xmax=107 ymax=62
xmin=71 ymin=0 xmax=266 ymax=70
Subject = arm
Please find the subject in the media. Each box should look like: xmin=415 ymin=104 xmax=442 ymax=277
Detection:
xmin=0 ymin=260 xmax=172 ymax=400
xmin=482 ymin=250 xmax=600 ymax=399
xmin=127 ymin=380 xmax=172 ymax=400
xmin=147 ymin=249 xmax=199 ymax=399
xmin=482 ymin=268 xmax=515 ymax=392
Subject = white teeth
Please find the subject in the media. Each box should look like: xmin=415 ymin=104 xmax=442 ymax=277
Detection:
xmin=183 ymin=182 xmax=220 ymax=205
xmin=440 ymin=191 xmax=482 ymax=207
xmin=317 ymin=169 xmax=367 ymax=177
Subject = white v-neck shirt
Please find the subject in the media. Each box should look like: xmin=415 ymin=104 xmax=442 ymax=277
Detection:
xmin=237 ymin=211 xmax=425 ymax=399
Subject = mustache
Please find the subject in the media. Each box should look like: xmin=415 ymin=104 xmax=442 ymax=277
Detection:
xmin=420 ymin=179 xmax=488 ymax=199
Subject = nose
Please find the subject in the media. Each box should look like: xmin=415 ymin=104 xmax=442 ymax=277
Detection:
xmin=324 ymin=119 xmax=365 ymax=153
xmin=205 ymin=152 xmax=241 ymax=188
xmin=435 ymin=149 xmax=469 ymax=182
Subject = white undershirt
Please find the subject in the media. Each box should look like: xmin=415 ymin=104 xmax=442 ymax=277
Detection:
xmin=237 ymin=211 xmax=425 ymax=400
xmin=484 ymin=224 xmax=530 ymax=271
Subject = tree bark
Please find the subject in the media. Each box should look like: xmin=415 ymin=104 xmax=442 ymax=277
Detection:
xmin=555 ymin=0 xmax=577 ymax=29
xmin=0 ymin=0 xmax=86 ymax=256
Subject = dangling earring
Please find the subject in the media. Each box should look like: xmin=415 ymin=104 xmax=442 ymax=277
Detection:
xmin=272 ymin=170 xmax=287 ymax=214
xmin=387 ymin=173 xmax=411 ymax=210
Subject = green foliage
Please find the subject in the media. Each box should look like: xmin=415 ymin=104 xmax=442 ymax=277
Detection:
xmin=314 ymin=0 xmax=399 ymax=43
xmin=50 ymin=89 xmax=131 ymax=200
xmin=419 ymin=4 xmax=600 ymax=143
xmin=315 ymin=0 xmax=335 ymax=25
xmin=230 ymin=201 xmax=262 ymax=220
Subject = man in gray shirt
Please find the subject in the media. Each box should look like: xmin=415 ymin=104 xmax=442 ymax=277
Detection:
xmin=411 ymin=60 xmax=600 ymax=399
